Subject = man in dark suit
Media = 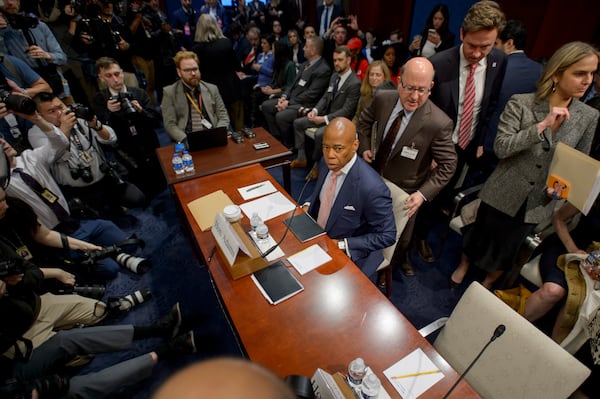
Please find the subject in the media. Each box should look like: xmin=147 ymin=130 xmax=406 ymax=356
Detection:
xmin=316 ymin=0 xmax=343 ymax=37
xmin=262 ymin=36 xmax=331 ymax=147
xmin=170 ymin=0 xmax=200 ymax=51
xmin=308 ymin=117 xmax=396 ymax=279
xmin=358 ymin=57 xmax=457 ymax=276
xmin=417 ymin=0 xmax=507 ymax=262
xmin=291 ymin=45 xmax=360 ymax=169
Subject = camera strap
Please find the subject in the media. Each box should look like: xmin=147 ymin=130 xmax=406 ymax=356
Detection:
xmin=12 ymin=169 xmax=69 ymax=222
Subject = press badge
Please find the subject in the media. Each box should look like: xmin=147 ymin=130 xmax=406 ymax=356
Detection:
xmin=16 ymin=245 xmax=32 ymax=260
xmin=298 ymin=79 xmax=306 ymax=86
xmin=401 ymin=145 xmax=418 ymax=160
xmin=327 ymin=86 xmax=333 ymax=92
xmin=5 ymin=114 xmax=21 ymax=138
xmin=41 ymin=189 xmax=58 ymax=204
xmin=201 ymin=118 xmax=213 ymax=129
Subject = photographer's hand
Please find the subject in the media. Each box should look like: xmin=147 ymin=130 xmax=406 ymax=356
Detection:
xmin=131 ymin=99 xmax=143 ymax=112
xmin=107 ymin=98 xmax=121 ymax=112
xmin=0 ymin=13 xmax=7 ymax=30
xmin=26 ymin=45 xmax=51 ymax=62
xmin=0 ymin=102 xmax=8 ymax=118
xmin=42 ymin=268 xmax=75 ymax=286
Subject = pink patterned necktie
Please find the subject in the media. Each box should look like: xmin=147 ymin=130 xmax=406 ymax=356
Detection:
xmin=458 ymin=63 xmax=477 ymax=149
xmin=317 ymin=171 xmax=340 ymax=228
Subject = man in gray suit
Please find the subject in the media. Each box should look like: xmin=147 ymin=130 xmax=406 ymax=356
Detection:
xmin=262 ymin=36 xmax=331 ymax=147
xmin=161 ymin=51 xmax=230 ymax=143
xmin=358 ymin=57 xmax=457 ymax=276
xmin=291 ymin=45 xmax=360 ymax=171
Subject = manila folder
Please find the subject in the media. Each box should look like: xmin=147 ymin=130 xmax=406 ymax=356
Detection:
xmin=187 ymin=190 xmax=234 ymax=231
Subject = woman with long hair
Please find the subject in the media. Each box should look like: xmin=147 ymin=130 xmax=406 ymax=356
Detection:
xmin=352 ymin=61 xmax=396 ymax=124
xmin=193 ymin=14 xmax=243 ymax=131
xmin=450 ymin=42 xmax=599 ymax=289
xmin=409 ymin=3 xmax=455 ymax=58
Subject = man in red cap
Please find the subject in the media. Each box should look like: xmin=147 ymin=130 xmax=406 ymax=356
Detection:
xmin=346 ymin=37 xmax=369 ymax=80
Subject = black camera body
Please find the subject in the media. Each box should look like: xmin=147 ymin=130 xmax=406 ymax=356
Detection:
xmin=68 ymin=103 xmax=95 ymax=121
xmin=79 ymin=244 xmax=122 ymax=267
xmin=1 ymin=374 xmax=69 ymax=399
xmin=100 ymin=161 xmax=126 ymax=186
xmin=0 ymin=259 xmax=24 ymax=278
xmin=69 ymin=164 xmax=93 ymax=183
xmin=112 ymin=92 xmax=137 ymax=115
xmin=5 ymin=13 xmax=39 ymax=31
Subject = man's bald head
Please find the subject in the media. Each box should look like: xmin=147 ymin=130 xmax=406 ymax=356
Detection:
xmin=398 ymin=57 xmax=435 ymax=112
xmin=152 ymin=358 xmax=296 ymax=399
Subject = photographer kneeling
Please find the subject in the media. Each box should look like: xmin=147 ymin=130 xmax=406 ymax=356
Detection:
xmin=27 ymin=93 xmax=145 ymax=220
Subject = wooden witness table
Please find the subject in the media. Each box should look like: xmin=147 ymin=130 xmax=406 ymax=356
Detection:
xmin=156 ymin=127 xmax=292 ymax=192
xmin=173 ymin=164 xmax=480 ymax=399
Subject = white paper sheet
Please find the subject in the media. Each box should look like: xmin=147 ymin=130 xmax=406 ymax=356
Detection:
xmin=248 ymin=231 xmax=285 ymax=261
xmin=287 ymin=244 xmax=332 ymax=275
xmin=383 ymin=348 xmax=444 ymax=399
xmin=239 ymin=191 xmax=296 ymax=221
xmin=238 ymin=180 xmax=277 ymax=200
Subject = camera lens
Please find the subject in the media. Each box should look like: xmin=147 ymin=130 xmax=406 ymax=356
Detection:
xmin=80 ymin=166 xmax=93 ymax=183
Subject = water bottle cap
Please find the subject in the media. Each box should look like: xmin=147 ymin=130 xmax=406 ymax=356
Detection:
xmin=175 ymin=142 xmax=185 ymax=152
xmin=183 ymin=150 xmax=189 ymax=154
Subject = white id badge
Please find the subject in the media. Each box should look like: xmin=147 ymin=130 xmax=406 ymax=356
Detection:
xmin=201 ymin=118 xmax=213 ymax=129
xmin=298 ymin=79 xmax=306 ymax=86
xmin=327 ymin=86 xmax=333 ymax=92
xmin=401 ymin=146 xmax=419 ymax=160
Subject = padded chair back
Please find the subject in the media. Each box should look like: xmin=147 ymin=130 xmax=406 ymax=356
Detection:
xmin=381 ymin=178 xmax=409 ymax=264
xmin=434 ymin=282 xmax=590 ymax=399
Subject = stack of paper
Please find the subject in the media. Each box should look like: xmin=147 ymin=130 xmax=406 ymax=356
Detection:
xmin=383 ymin=348 xmax=444 ymax=399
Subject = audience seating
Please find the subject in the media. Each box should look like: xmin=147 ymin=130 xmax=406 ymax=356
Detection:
xmin=420 ymin=282 xmax=590 ymax=399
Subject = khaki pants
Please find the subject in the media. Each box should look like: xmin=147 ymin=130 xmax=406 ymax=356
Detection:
xmin=4 ymin=293 xmax=106 ymax=359
xmin=131 ymin=55 xmax=156 ymax=107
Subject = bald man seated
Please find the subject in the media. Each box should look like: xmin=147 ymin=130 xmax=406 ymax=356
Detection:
xmin=306 ymin=117 xmax=396 ymax=279
xmin=152 ymin=357 xmax=296 ymax=399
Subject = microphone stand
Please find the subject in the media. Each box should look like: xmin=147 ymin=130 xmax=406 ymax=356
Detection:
xmin=260 ymin=171 xmax=315 ymax=258
xmin=442 ymin=324 xmax=506 ymax=399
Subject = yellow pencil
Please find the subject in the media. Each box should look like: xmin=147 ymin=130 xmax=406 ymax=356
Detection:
xmin=391 ymin=370 xmax=441 ymax=379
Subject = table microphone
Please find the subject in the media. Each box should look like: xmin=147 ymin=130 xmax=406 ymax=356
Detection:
xmin=441 ymin=324 xmax=506 ymax=399
xmin=260 ymin=170 xmax=316 ymax=258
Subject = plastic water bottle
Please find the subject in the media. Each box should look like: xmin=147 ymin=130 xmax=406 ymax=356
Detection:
xmin=174 ymin=142 xmax=185 ymax=155
xmin=360 ymin=374 xmax=381 ymax=399
xmin=348 ymin=358 xmax=366 ymax=386
xmin=182 ymin=150 xmax=195 ymax=173
xmin=255 ymin=223 xmax=269 ymax=244
xmin=250 ymin=212 xmax=262 ymax=232
xmin=172 ymin=153 xmax=184 ymax=175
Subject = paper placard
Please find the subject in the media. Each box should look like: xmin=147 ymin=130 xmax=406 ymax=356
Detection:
xmin=211 ymin=213 xmax=252 ymax=265
xmin=383 ymin=348 xmax=444 ymax=399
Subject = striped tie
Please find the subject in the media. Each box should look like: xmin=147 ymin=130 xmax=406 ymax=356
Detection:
xmin=457 ymin=63 xmax=477 ymax=150
xmin=317 ymin=171 xmax=340 ymax=228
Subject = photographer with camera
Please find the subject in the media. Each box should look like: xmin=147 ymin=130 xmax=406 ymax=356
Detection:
xmin=0 ymin=239 xmax=197 ymax=399
xmin=27 ymin=93 xmax=146 ymax=220
xmin=0 ymin=52 xmax=52 ymax=151
xmin=0 ymin=0 xmax=69 ymax=99
xmin=92 ymin=57 xmax=165 ymax=198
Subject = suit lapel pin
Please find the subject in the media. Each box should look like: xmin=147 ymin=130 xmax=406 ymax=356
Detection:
xmin=492 ymin=62 xmax=497 ymax=68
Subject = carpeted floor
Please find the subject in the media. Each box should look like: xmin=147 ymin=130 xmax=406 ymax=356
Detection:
xmin=77 ymin=145 xmax=474 ymax=398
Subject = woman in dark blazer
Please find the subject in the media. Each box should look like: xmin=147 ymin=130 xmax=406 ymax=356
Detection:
xmin=451 ymin=42 xmax=599 ymax=289
xmin=193 ymin=14 xmax=243 ymax=131
xmin=409 ymin=4 xmax=455 ymax=58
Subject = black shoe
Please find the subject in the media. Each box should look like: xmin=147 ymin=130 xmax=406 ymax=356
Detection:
xmin=157 ymin=302 xmax=182 ymax=338
xmin=400 ymin=260 xmax=415 ymax=276
xmin=107 ymin=288 xmax=152 ymax=313
xmin=169 ymin=330 xmax=196 ymax=355
xmin=418 ymin=239 xmax=434 ymax=262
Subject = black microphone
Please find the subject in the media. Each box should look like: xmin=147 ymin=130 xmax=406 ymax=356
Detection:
xmin=442 ymin=324 xmax=506 ymax=399
xmin=260 ymin=171 xmax=315 ymax=258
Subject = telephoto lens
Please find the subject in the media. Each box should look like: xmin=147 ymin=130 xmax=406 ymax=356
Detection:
xmin=116 ymin=253 xmax=150 ymax=274
xmin=108 ymin=287 xmax=152 ymax=313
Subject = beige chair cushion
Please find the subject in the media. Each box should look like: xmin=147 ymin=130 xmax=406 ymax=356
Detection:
xmin=520 ymin=254 xmax=543 ymax=288
xmin=434 ymin=282 xmax=590 ymax=399
xmin=305 ymin=127 xmax=318 ymax=140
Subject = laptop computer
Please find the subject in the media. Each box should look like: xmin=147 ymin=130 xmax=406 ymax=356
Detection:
xmin=187 ymin=126 xmax=228 ymax=151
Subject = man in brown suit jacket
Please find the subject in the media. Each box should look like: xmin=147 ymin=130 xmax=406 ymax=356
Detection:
xmin=357 ymin=57 xmax=457 ymax=276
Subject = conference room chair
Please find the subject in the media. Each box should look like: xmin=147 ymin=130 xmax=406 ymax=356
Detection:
xmin=376 ymin=178 xmax=410 ymax=297
xmin=418 ymin=281 xmax=590 ymax=399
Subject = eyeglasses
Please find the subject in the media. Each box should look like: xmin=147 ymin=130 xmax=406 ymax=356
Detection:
xmin=400 ymin=79 xmax=431 ymax=96
xmin=322 ymin=144 xmax=346 ymax=153
xmin=180 ymin=67 xmax=199 ymax=74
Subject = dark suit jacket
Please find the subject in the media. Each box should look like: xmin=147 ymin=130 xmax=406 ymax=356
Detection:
xmin=316 ymin=4 xmax=343 ymax=34
xmin=482 ymin=52 xmax=542 ymax=152
xmin=315 ymin=71 xmax=361 ymax=120
xmin=358 ymin=91 xmax=457 ymax=200
xmin=308 ymin=156 xmax=396 ymax=277
xmin=286 ymin=57 xmax=331 ymax=108
xmin=429 ymin=46 xmax=507 ymax=156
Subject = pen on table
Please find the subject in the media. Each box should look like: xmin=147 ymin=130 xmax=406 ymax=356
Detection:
xmin=246 ymin=183 xmax=265 ymax=192
xmin=391 ymin=370 xmax=441 ymax=379
xmin=207 ymin=246 xmax=217 ymax=263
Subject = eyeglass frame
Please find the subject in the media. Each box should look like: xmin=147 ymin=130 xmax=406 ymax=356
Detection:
xmin=399 ymin=78 xmax=432 ymax=96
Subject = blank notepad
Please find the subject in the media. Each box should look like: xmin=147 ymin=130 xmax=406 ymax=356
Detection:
xmin=251 ymin=261 xmax=304 ymax=305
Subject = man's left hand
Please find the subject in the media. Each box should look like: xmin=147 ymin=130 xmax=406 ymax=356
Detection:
xmin=404 ymin=192 xmax=424 ymax=218
xmin=26 ymin=45 xmax=51 ymax=61
xmin=131 ymin=99 xmax=143 ymax=112
xmin=476 ymin=145 xmax=484 ymax=158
